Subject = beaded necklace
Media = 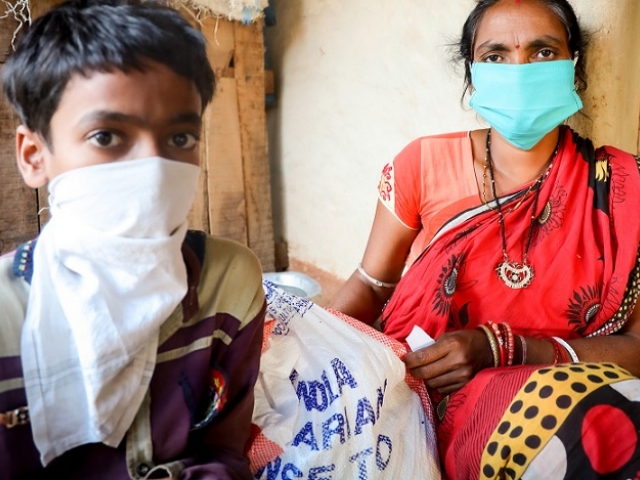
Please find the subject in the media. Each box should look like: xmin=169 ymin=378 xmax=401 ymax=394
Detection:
xmin=485 ymin=129 xmax=555 ymax=289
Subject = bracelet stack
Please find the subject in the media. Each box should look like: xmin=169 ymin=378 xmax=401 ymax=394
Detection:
xmin=477 ymin=324 xmax=579 ymax=367
xmin=550 ymin=336 xmax=579 ymax=363
xmin=477 ymin=321 xmax=519 ymax=367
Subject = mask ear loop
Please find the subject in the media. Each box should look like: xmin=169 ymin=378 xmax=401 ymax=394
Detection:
xmin=572 ymin=53 xmax=580 ymax=91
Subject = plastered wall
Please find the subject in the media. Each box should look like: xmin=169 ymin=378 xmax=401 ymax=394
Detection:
xmin=266 ymin=0 xmax=640 ymax=282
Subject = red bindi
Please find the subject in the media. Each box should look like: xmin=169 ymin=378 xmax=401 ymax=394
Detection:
xmin=515 ymin=44 xmax=520 ymax=49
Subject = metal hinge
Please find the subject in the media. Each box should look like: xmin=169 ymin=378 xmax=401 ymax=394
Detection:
xmin=0 ymin=406 xmax=29 ymax=428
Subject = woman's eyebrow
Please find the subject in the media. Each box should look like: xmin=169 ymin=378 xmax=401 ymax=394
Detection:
xmin=525 ymin=35 xmax=567 ymax=49
xmin=474 ymin=41 xmax=510 ymax=53
xmin=475 ymin=34 xmax=566 ymax=54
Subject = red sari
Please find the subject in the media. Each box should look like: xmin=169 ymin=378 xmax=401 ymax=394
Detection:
xmin=381 ymin=127 xmax=640 ymax=478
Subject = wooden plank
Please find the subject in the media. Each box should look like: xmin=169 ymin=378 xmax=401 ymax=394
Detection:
xmin=202 ymin=16 xmax=235 ymax=74
xmin=203 ymin=76 xmax=248 ymax=244
xmin=233 ymin=21 xmax=275 ymax=271
xmin=0 ymin=11 xmax=20 ymax=63
xmin=0 ymin=67 xmax=38 ymax=255
xmin=200 ymin=18 xmax=248 ymax=245
xmin=187 ymin=164 xmax=210 ymax=233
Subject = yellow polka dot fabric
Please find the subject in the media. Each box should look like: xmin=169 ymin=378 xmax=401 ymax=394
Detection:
xmin=479 ymin=363 xmax=634 ymax=480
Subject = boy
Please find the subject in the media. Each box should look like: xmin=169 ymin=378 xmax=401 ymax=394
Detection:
xmin=0 ymin=1 xmax=266 ymax=478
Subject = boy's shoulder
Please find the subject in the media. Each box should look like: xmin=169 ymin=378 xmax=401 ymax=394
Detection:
xmin=186 ymin=231 xmax=265 ymax=326
xmin=0 ymin=247 xmax=30 ymax=357
xmin=187 ymin=230 xmax=263 ymax=278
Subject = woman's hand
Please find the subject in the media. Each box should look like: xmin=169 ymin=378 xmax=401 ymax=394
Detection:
xmin=404 ymin=329 xmax=494 ymax=394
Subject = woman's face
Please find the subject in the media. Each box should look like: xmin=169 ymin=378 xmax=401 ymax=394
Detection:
xmin=473 ymin=0 xmax=572 ymax=64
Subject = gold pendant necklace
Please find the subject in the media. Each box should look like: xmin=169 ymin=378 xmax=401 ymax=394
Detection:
xmin=485 ymin=130 xmax=553 ymax=289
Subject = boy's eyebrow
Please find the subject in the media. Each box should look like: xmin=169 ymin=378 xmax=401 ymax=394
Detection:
xmin=77 ymin=111 xmax=202 ymax=128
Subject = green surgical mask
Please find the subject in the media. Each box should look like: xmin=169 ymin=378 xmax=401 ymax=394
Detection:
xmin=469 ymin=59 xmax=583 ymax=150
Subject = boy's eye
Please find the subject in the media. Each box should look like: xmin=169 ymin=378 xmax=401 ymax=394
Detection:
xmin=88 ymin=131 xmax=122 ymax=148
xmin=169 ymin=133 xmax=198 ymax=149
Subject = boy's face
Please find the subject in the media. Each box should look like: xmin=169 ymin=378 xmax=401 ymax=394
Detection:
xmin=16 ymin=61 xmax=203 ymax=187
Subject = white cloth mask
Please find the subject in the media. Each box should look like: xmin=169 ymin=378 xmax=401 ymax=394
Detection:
xmin=21 ymin=157 xmax=200 ymax=465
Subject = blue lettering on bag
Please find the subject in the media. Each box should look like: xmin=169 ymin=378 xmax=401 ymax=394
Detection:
xmin=349 ymin=447 xmax=373 ymax=480
xmin=289 ymin=360 xmax=357 ymax=412
xmin=282 ymin=463 xmax=304 ymax=479
xmin=375 ymin=379 xmax=387 ymax=420
xmin=321 ymin=412 xmax=346 ymax=449
xmin=305 ymin=380 xmax=329 ymax=411
xmin=308 ymin=464 xmax=335 ymax=480
xmin=376 ymin=435 xmax=392 ymax=471
xmin=354 ymin=397 xmax=376 ymax=435
xmin=331 ymin=358 xmax=358 ymax=394
xmin=292 ymin=422 xmax=319 ymax=451
xmin=344 ymin=406 xmax=351 ymax=438
xmin=322 ymin=371 xmax=339 ymax=404
xmin=253 ymin=456 xmax=282 ymax=480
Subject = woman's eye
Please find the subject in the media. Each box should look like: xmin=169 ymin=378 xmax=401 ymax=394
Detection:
xmin=88 ymin=131 xmax=122 ymax=148
xmin=538 ymin=49 xmax=554 ymax=59
xmin=169 ymin=133 xmax=198 ymax=149
xmin=483 ymin=54 xmax=502 ymax=63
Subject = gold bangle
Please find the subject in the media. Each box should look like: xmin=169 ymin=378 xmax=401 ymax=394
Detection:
xmin=478 ymin=324 xmax=500 ymax=368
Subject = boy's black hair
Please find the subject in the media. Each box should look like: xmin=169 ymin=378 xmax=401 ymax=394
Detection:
xmin=2 ymin=0 xmax=215 ymax=143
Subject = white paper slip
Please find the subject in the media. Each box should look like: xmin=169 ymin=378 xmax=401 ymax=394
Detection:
xmin=406 ymin=325 xmax=436 ymax=352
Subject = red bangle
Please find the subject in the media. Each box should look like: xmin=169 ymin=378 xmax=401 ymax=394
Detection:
xmin=500 ymin=323 xmax=515 ymax=367
xmin=548 ymin=337 xmax=569 ymax=364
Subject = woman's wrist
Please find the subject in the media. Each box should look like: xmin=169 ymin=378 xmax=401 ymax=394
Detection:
xmin=483 ymin=331 xmax=579 ymax=366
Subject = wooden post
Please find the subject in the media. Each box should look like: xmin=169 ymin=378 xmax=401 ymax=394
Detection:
xmin=233 ymin=21 xmax=275 ymax=271
xmin=197 ymin=17 xmax=275 ymax=271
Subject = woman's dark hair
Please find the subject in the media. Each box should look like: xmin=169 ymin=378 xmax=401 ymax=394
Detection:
xmin=457 ymin=0 xmax=589 ymax=98
xmin=2 ymin=0 xmax=215 ymax=143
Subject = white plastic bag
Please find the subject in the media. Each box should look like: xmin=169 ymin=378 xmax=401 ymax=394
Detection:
xmin=248 ymin=281 xmax=441 ymax=479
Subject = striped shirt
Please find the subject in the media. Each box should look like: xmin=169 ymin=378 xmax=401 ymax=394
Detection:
xmin=0 ymin=230 xmax=266 ymax=479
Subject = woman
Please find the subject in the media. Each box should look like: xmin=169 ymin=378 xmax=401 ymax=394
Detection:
xmin=330 ymin=0 xmax=640 ymax=478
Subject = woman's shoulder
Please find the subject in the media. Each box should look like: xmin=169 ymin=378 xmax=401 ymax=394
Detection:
xmin=394 ymin=130 xmax=474 ymax=168
xmin=408 ymin=130 xmax=471 ymax=148
xmin=566 ymin=127 xmax=637 ymax=166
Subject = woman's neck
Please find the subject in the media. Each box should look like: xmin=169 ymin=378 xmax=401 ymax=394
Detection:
xmin=473 ymin=127 xmax=560 ymax=196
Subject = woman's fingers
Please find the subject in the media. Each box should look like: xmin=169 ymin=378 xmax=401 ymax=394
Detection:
xmin=404 ymin=329 xmax=490 ymax=392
